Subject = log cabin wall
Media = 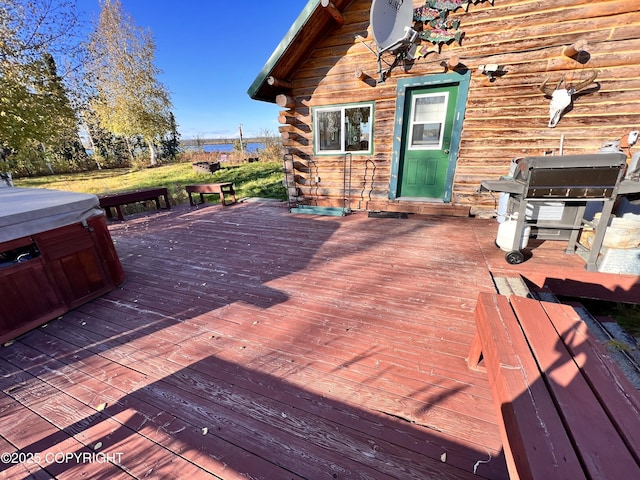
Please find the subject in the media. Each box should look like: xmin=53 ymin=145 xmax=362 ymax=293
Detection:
xmin=276 ymin=0 xmax=640 ymax=217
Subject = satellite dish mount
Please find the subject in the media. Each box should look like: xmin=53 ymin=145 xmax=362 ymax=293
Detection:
xmin=369 ymin=0 xmax=418 ymax=83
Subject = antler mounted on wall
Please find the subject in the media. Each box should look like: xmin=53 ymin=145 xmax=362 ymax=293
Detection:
xmin=539 ymin=69 xmax=598 ymax=127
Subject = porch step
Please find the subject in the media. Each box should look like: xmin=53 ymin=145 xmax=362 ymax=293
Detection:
xmin=364 ymin=200 xmax=470 ymax=217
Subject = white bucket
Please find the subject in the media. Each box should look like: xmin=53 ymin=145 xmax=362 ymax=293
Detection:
xmin=496 ymin=217 xmax=531 ymax=252
xmin=582 ymin=214 xmax=640 ymax=249
xmin=604 ymin=217 xmax=640 ymax=249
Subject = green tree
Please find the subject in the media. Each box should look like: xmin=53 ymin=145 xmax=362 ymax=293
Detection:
xmin=82 ymin=106 xmax=130 ymax=168
xmin=160 ymin=112 xmax=180 ymax=160
xmin=39 ymin=53 xmax=90 ymax=174
xmin=86 ymin=0 xmax=174 ymax=167
xmin=0 ymin=51 xmax=83 ymax=175
xmin=0 ymin=0 xmax=83 ymax=171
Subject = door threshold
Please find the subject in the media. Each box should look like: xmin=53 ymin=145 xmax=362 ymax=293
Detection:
xmin=395 ymin=197 xmax=445 ymax=203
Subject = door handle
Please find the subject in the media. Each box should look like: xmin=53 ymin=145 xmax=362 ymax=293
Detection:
xmin=444 ymin=149 xmax=450 ymax=154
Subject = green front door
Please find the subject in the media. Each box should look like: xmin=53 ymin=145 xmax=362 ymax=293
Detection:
xmin=398 ymin=84 xmax=459 ymax=199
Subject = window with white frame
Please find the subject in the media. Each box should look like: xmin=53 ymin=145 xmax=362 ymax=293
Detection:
xmin=408 ymin=92 xmax=448 ymax=150
xmin=314 ymin=103 xmax=373 ymax=154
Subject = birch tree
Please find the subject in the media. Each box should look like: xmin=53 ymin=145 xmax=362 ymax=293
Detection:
xmin=86 ymin=0 xmax=173 ymax=166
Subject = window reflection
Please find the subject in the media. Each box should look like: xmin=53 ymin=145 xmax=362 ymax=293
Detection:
xmin=345 ymin=107 xmax=370 ymax=151
xmin=318 ymin=110 xmax=341 ymax=151
xmin=410 ymin=94 xmax=447 ymax=149
xmin=315 ymin=104 xmax=373 ymax=154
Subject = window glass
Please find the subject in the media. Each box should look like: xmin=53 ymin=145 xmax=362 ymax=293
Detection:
xmin=345 ymin=106 xmax=371 ymax=152
xmin=317 ymin=110 xmax=341 ymax=151
xmin=314 ymin=103 xmax=373 ymax=154
xmin=409 ymin=94 xmax=447 ymax=149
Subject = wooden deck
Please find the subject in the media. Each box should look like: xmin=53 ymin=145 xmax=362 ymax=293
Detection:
xmin=1 ymin=202 xmax=638 ymax=479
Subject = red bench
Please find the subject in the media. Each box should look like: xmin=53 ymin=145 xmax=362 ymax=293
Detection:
xmin=469 ymin=292 xmax=640 ymax=479
xmin=98 ymin=187 xmax=170 ymax=221
xmin=185 ymin=183 xmax=236 ymax=207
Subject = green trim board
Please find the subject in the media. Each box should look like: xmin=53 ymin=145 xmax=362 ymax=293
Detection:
xmin=389 ymin=71 xmax=471 ymax=203
xmin=247 ymin=0 xmax=319 ymax=101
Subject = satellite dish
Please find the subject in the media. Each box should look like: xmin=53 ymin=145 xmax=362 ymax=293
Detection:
xmin=370 ymin=0 xmax=415 ymax=53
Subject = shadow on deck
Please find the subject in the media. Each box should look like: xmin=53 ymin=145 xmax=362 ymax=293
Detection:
xmin=1 ymin=202 xmax=638 ymax=479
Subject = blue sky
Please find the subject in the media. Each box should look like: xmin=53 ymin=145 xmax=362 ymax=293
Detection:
xmin=75 ymin=1 xmax=305 ymax=140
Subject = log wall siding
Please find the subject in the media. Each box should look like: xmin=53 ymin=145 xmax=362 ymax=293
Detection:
xmin=278 ymin=0 xmax=640 ymax=215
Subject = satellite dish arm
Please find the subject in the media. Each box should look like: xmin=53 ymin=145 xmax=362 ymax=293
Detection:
xmin=378 ymin=26 xmax=418 ymax=55
xmin=375 ymin=27 xmax=418 ymax=83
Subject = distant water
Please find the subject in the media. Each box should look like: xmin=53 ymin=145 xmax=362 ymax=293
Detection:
xmin=84 ymin=142 xmax=265 ymax=157
xmin=184 ymin=142 xmax=264 ymax=153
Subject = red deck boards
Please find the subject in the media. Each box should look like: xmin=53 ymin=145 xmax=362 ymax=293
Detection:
xmin=1 ymin=202 xmax=638 ymax=479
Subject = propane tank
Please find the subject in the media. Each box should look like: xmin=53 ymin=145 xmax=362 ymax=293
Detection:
xmin=496 ymin=214 xmax=531 ymax=252
xmin=599 ymin=140 xmax=623 ymax=154
xmin=627 ymin=151 xmax=640 ymax=180
xmin=496 ymin=158 xmax=520 ymax=223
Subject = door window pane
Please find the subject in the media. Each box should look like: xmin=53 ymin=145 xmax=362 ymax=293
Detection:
xmin=409 ymin=93 xmax=448 ymax=149
xmin=411 ymin=123 xmax=442 ymax=146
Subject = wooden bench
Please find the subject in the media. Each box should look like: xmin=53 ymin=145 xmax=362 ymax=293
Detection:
xmin=185 ymin=183 xmax=236 ymax=206
xmin=468 ymin=292 xmax=640 ymax=479
xmin=98 ymin=187 xmax=171 ymax=221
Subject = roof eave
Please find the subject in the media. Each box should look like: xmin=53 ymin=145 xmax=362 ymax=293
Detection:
xmin=247 ymin=0 xmax=322 ymax=104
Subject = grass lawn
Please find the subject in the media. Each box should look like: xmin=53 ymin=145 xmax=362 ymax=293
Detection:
xmin=14 ymin=161 xmax=286 ymax=206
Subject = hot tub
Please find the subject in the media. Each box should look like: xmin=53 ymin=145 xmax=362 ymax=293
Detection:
xmin=0 ymin=187 xmax=125 ymax=343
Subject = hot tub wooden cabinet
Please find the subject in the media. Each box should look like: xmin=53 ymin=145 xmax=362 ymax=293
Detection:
xmin=0 ymin=188 xmax=125 ymax=344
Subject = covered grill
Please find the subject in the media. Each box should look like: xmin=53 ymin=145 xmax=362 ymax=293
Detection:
xmin=480 ymin=153 xmax=640 ymax=271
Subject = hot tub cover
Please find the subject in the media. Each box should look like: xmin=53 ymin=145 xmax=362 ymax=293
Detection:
xmin=0 ymin=187 xmax=103 ymax=243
